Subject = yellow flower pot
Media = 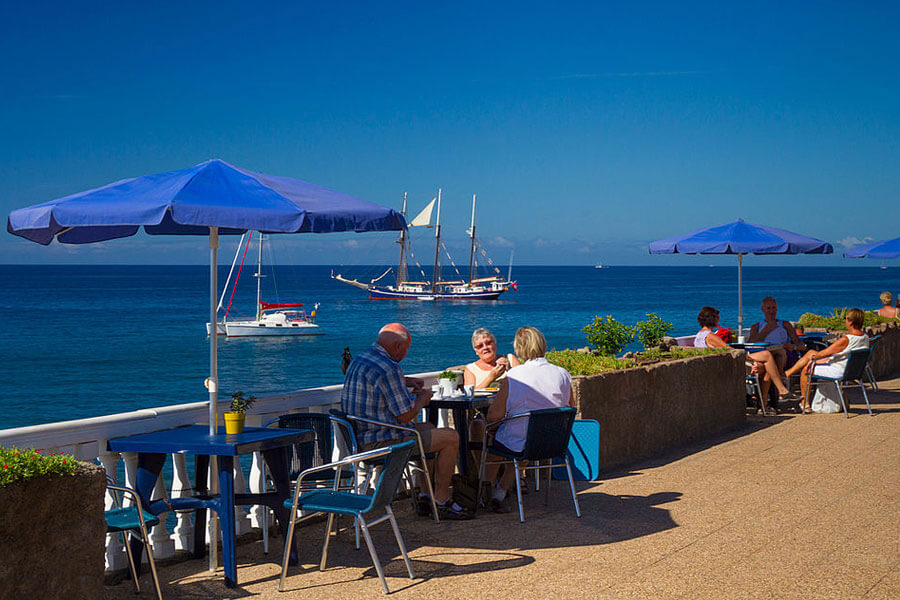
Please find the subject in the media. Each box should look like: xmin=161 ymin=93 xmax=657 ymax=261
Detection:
xmin=224 ymin=412 xmax=245 ymax=435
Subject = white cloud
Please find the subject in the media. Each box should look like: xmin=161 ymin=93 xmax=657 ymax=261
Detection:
xmin=489 ymin=236 xmax=515 ymax=248
xmin=838 ymin=236 xmax=872 ymax=248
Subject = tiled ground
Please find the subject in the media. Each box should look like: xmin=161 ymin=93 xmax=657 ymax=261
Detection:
xmin=106 ymin=379 xmax=900 ymax=599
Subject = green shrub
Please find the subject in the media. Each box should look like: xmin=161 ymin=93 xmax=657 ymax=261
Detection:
xmin=798 ymin=309 xmax=893 ymax=331
xmin=547 ymin=350 xmax=634 ymax=375
xmin=634 ymin=313 xmax=674 ymax=349
xmin=0 ymin=446 xmax=79 ymax=486
xmin=582 ymin=315 xmax=634 ymax=356
xmin=639 ymin=346 xmax=727 ymax=361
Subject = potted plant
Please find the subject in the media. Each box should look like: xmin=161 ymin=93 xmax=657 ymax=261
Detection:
xmin=224 ymin=391 xmax=256 ymax=434
xmin=437 ymin=369 xmax=458 ymax=397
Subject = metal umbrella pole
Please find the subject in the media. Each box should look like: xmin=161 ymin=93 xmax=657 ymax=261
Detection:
xmin=208 ymin=227 xmax=219 ymax=572
xmin=737 ymin=253 xmax=744 ymax=342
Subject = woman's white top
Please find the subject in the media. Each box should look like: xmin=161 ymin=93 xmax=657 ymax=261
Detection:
xmin=826 ymin=333 xmax=869 ymax=372
xmin=754 ymin=320 xmax=789 ymax=344
xmin=693 ymin=329 xmax=712 ymax=348
xmin=465 ymin=360 xmax=509 ymax=387
xmin=494 ymin=357 xmax=572 ymax=453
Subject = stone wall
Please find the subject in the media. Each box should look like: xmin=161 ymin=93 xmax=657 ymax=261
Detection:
xmin=0 ymin=462 xmax=106 ymax=599
xmin=572 ymin=350 xmax=746 ymax=472
xmin=865 ymin=322 xmax=900 ymax=379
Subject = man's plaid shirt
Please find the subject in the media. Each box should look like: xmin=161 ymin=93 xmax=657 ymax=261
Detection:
xmin=341 ymin=343 xmax=414 ymax=446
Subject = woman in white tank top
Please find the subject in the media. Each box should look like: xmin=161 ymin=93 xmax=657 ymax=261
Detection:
xmin=463 ymin=328 xmax=520 ymax=389
xmin=785 ymin=308 xmax=869 ymax=413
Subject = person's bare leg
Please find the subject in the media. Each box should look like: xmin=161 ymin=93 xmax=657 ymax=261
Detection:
xmin=423 ymin=427 xmax=458 ymax=504
xmin=750 ymin=350 xmax=789 ymax=396
xmin=785 ymin=350 xmax=816 ymax=377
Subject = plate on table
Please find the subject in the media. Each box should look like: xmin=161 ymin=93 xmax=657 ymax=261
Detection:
xmin=483 ymin=387 xmax=499 ymax=392
xmin=474 ymin=390 xmax=497 ymax=397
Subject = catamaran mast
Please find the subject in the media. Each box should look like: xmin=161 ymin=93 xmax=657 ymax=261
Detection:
xmin=254 ymin=233 xmax=265 ymax=320
xmin=396 ymin=192 xmax=408 ymax=287
xmin=467 ymin=194 xmax=477 ymax=284
xmin=431 ymin=188 xmax=442 ymax=294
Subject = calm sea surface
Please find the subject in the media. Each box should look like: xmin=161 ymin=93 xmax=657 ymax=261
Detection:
xmin=2 ymin=264 xmax=898 ymax=429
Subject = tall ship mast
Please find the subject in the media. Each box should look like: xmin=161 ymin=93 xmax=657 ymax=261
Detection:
xmin=332 ymin=190 xmax=516 ymax=300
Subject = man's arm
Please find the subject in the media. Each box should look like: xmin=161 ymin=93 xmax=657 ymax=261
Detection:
xmin=397 ymin=388 xmax=431 ymax=424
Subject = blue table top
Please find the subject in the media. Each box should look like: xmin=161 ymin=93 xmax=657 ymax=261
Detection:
xmin=107 ymin=424 xmax=314 ymax=456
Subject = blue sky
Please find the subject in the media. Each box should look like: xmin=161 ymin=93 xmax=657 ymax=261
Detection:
xmin=2 ymin=1 xmax=898 ymax=265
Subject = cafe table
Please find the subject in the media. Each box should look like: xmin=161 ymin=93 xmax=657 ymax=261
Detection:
xmin=107 ymin=424 xmax=314 ymax=588
xmin=426 ymin=392 xmax=494 ymax=476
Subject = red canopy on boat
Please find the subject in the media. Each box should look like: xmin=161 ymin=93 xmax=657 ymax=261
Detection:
xmin=259 ymin=301 xmax=304 ymax=311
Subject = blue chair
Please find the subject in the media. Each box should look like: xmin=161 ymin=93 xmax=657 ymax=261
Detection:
xmin=477 ymin=407 xmax=581 ymax=523
xmin=865 ymin=335 xmax=881 ymax=391
xmin=105 ymin=479 xmax=163 ymax=600
xmin=278 ymin=441 xmax=417 ymax=594
xmin=807 ymin=348 xmax=874 ymax=418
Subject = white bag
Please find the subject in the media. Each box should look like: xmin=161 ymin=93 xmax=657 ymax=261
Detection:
xmin=811 ymin=384 xmax=843 ymax=413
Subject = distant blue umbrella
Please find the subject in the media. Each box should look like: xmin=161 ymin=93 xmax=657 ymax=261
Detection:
xmin=843 ymin=237 xmax=900 ymax=259
xmin=7 ymin=159 xmax=406 ymax=428
xmin=649 ymin=219 xmax=833 ymax=339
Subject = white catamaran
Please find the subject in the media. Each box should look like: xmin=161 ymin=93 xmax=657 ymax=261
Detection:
xmin=207 ymin=232 xmax=321 ymax=337
xmin=332 ymin=190 xmax=516 ymax=300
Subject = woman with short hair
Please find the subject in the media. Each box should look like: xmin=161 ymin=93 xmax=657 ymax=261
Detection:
xmin=463 ymin=327 xmax=520 ymax=389
xmin=877 ymin=292 xmax=899 ymax=319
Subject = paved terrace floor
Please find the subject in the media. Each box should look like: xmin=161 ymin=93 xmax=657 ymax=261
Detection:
xmin=106 ymin=378 xmax=900 ymax=600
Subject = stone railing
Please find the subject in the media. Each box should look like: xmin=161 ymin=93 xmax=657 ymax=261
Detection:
xmin=0 ymin=371 xmax=442 ymax=573
xmin=865 ymin=322 xmax=900 ymax=378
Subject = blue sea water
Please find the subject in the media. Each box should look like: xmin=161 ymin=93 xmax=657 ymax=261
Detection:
xmin=2 ymin=264 xmax=898 ymax=430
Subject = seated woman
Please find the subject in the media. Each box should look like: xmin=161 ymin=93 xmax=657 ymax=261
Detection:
xmin=747 ymin=296 xmax=806 ymax=372
xmin=463 ymin=327 xmax=520 ymax=389
xmin=695 ymin=306 xmax=797 ymax=415
xmin=483 ymin=326 xmax=573 ymax=512
xmin=877 ymin=291 xmax=899 ymax=319
xmin=784 ymin=308 xmax=869 ymax=413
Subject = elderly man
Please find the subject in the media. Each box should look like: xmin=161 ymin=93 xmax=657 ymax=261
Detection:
xmin=341 ymin=322 xmax=473 ymax=520
xmin=748 ymin=296 xmax=806 ymax=372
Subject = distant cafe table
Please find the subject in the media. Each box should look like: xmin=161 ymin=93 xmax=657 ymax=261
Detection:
xmin=427 ymin=392 xmax=494 ymax=476
xmin=107 ymin=424 xmax=314 ymax=588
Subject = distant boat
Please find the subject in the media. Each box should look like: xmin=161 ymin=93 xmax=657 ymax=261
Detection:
xmin=207 ymin=232 xmax=322 ymax=337
xmin=594 ymin=263 xmax=604 ymax=269
xmin=881 ymin=264 xmax=888 ymax=270
xmin=332 ymin=190 xmax=516 ymax=300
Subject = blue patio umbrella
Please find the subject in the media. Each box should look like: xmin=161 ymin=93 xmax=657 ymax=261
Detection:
xmin=7 ymin=159 xmax=406 ymax=429
xmin=649 ymin=219 xmax=833 ymax=339
xmin=843 ymin=237 xmax=900 ymax=259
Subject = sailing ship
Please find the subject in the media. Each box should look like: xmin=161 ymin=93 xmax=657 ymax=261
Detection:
xmin=207 ymin=232 xmax=321 ymax=337
xmin=332 ymin=190 xmax=516 ymax=300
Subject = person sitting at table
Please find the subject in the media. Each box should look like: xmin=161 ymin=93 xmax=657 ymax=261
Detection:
xmin=463 ymin=327 xmax=520 ymax=389
xmin=484 ymin=326 xmax=574 ymax=513
xmin=695 ymin=306 xmax=798 ymax=415
xmin=876 ymin=291 xmax=899 ymax=319
xmin=748 ymin=296 xmax=806 ymax=372
xmin=341 ymin=322 xmax=473 ymax=520
xmin=784 ymin=308 xmax=869 ymax=413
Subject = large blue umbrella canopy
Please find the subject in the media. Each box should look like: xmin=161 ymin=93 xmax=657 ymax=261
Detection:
xmin=649 ymin=219 xmax=833 ymax=338
xmin=7 ymin=159 xmax=406 ymax=429
xmin=843 ymin=237 xmax=900 ymax=259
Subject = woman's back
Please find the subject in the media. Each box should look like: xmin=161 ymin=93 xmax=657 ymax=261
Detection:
xmin=495 ymin=358 xmax=571 ymax=452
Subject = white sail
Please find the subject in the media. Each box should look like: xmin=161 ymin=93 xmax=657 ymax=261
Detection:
xmin=409 ymin=198 xmax=436 ymax=227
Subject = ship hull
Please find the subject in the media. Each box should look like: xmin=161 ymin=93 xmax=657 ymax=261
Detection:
xmin=367 ymin=287 xmax=505 ymax=300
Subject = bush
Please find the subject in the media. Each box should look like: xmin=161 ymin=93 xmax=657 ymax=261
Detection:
xmin=547 ymin=350 xmax=634 ymax=375
xmin=798 ymin=308 xmax=893 ymax=331
xmin=0 ymin=446 xmax=79 ymax=486
xmin=634 ymin=313 xmax=674 ymax=349
xmin=582 ymin=315 xmax=634 ymax=356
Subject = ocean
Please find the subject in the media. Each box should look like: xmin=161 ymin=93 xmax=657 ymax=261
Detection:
xmin=2 ymin=264 xmax=898 ymax=430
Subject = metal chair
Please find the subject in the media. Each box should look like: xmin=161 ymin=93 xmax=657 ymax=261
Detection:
xmin=261 ymin=412 xmax=358 ymax=552
xmin=477 ymin=406 xmax=581 ymax=523
xmin=278 ymin=441 xmax=417 ymax=595
xmin=864 ymin=335 xmax=881 ymax=391
xmin=330 ymin=408 xmax=440 ymax=523
xmin=105 ymin=478 xmax=163 ymax=600
xmin=807 ymin=348 xmax=874 ymax=418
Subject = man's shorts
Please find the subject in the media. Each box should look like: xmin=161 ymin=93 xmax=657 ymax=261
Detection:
xmin=359 ymin=421 xmax=434 ymax=455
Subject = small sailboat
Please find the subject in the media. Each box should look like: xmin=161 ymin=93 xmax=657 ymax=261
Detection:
xmin=332 ymin=190 xmax=515 ymax=300
xmin=207 ymin=232 xmax=322 ymax=337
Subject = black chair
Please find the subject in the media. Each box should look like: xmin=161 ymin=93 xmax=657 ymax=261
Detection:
xmin=477 ymin=406 xmax=581 ymax=522
xmin=865 ymin=335 xmax=881 ymax=391
xmin=807 ymin=348 xmax=874 ymax=418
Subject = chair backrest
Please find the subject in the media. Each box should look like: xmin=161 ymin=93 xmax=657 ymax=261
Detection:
xmin=842 ymin=349 xmax=872 ymax=382
xmin=366 ymin=440 xmax=415 ymax=513
xmin=520 ymin=407 xmax=577 ymax=461
xmin=328 ymin=408 xmax=361 ymax=455
xmin=277 ymin=413 xmax=334 ymax=479
xmin=868 ymin=335 xmax=881 ymax=349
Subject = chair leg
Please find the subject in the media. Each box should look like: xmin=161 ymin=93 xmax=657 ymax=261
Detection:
xmin=858 ymin=380 xmax=874 ymax=416
xmin=319 ymin=513 xmax=336 ymax=571
xmin=836 ymin=382 xmax=849 ymax=418
xmin=262 ymin=506 xmax=269 ymax=554
xmin=865 ymin=364 xmax=878 ymax=391
xmin=137 ymin=525 xmax=163 ymax=600
xmin=564 ymin=457 xmax=582 ymax=518
xmin=278 ymin=505 xmax=300 ymax=591
xmin=120 ymin=531 xmax=141 ymax=594
xmin=386 ymin=506 xmax=415 ymax=579
xmin=513 ymin=459 xmax=525 ymax=523
xmin=476 ymin=432 xmax=489 ymax=510
xmin=543 ymin=460 xmax=551 ymax=507
xmin=416 ymin=452 xmax=440 ymax=523
xmin=358 ymin=515 xmax=390 ymax=594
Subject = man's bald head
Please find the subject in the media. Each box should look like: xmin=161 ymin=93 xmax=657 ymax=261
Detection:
xmin=377 ymin=323 xmax=412 ymax=361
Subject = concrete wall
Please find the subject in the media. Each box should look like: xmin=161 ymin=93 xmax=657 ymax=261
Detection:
xmin=0 ymin=462 xmax=106 ymax=599
xmin=865 ymin=322 xmax=900 ymax=379
xmin=572 ymin=350 xmax=746 ymax=472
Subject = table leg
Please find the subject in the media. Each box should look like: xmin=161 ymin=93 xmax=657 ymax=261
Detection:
xmin=130 ymin=452 xmax=166 ymax=578
xmin=217 ymin=456 xmax=237 ymax=588
xmin=453 ymin=406 xmax=471 ymax=476
xmin=193 ymin=455 xmax=210 ymax=558
xmin=263 ymin=447 xmax=298 ymax=565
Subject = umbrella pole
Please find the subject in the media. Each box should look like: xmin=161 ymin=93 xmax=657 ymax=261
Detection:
xmin=737 ymin=253 xmax=744 ymax=342
xmin=209 ymin=227 xmax=219 ymax=572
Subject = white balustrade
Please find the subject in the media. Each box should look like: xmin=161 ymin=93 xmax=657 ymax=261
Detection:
xmin=0 ymin=372 xmax=442 ymax=573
